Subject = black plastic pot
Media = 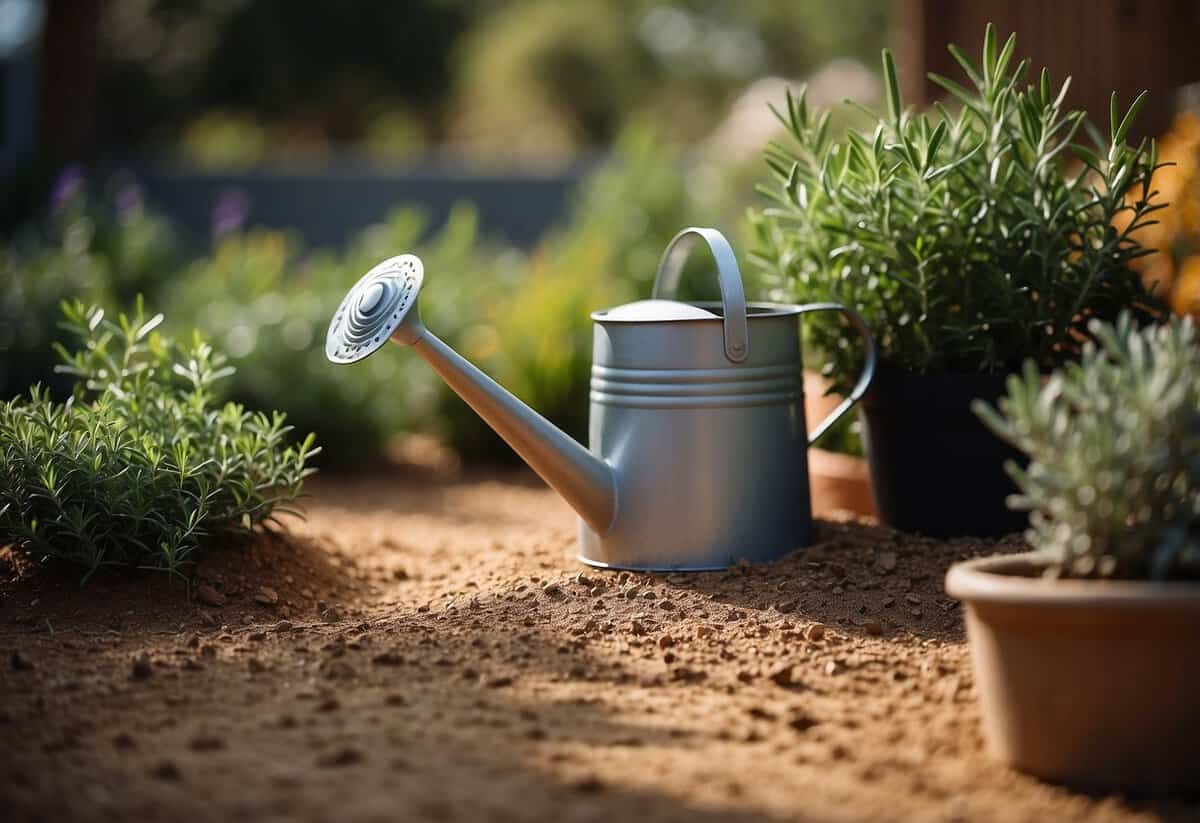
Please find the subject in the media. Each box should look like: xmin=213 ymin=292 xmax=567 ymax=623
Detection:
xmin=859 ymin=368 xmax=1026 ymax=538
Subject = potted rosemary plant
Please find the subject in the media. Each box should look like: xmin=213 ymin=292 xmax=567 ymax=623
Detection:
xmin=751 ymin=25 xmax=1164 ymax=536
xmin=947 ymin=313 xmax=1200 ymax=791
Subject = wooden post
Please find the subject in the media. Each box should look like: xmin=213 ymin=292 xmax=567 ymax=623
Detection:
xmin=893 ymin=0 xmax=1200 ymax=139
xmin=40 ymin=0 xmax=101 ymax=163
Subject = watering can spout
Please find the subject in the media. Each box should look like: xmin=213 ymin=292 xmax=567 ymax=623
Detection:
xmin=411 ymin=331 xmax=617 ymax=535
xmin=326 ymin=254 xmax=617 ymax=537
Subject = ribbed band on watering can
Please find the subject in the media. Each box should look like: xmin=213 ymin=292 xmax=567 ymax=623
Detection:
xmin=652 ymin=227 xmax=750 ymax=363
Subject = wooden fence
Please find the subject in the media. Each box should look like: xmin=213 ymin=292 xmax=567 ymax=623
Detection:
xmin=893 ymin=0 xmax=1200 ymax=139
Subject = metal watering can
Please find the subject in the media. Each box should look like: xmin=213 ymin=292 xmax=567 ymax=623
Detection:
xmin=327 ymin=227 xmax=875 ymax=571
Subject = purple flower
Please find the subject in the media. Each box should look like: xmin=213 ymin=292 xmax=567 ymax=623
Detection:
xmin=49 ymin=164 xmax=85 ymax=212
xmin=211 ymin=188 xmax=250 ymax=239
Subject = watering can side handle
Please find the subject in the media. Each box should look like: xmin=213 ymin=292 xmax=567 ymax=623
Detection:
xmin=652 ymin=227 xmax=750 ymax=363
xmin=793 ymin=303 xmax=877 ymax=446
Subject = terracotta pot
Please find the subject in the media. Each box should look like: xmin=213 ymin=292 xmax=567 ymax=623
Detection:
xmin=803 ymin=370 xmax=842 ymax=427
xmin=808 ymin=447 xmax=874 ymax=518
xmin=803 ymin=371 xmax=874 ymax=518
xmin=946 ymin=553 xmax=1200 ymax=792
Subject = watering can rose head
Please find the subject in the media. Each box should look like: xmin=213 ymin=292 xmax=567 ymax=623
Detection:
xmin=327 ymin=228 xmax=876 ymax=571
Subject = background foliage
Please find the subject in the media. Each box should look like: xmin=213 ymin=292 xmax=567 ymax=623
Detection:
xmin=96 ymin=0 xmax=888 ymax=166
xmin=0 ymin=125 xmax=725 ymax=467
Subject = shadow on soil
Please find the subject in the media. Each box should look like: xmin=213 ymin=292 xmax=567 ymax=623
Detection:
xmin=0 ymin=585 xmax=799 ymax=822
xmin=0 ymin=529 xmax=354 ymax=636
xmin=3 ymin=474 xmax=1190 ymax=823
xmin=656 ymin=519 xmax=1029 ymax=644
xmin=0 ymin=539 xmax=796 ymax=821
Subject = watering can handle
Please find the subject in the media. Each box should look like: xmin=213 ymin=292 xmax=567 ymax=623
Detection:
xmin=652 ymin=227 xmax=750 ymax=363
xmin=794 ymin=303 xmax=877 ymax=446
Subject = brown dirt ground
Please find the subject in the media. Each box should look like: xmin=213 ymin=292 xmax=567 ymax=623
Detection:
xmin=1 ymin=469 xmax=1197 ymax=823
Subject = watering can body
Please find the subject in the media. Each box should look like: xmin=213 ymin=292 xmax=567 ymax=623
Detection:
xmin=585 ymin=303 xmax=812 ymax=569
xmin=327 ymin=227 xmax=875 ymax=571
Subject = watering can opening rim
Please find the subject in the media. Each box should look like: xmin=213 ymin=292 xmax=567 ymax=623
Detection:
xmin=592 ymin=301 xmax=803 ymax=323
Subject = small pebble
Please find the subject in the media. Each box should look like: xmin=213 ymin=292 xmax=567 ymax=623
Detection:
xmin=769 ymin=664 xmax=804 ymax=688
xmin=194 ymin=584 xmax=226 ymax=607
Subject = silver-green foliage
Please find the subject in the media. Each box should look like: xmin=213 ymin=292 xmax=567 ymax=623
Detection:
xmin=974 ymin=314 xmax=1200 ymax=580
xmin=751 ymin=24 xmax=1164 ymax=394
xmin=0 ymin=301 xmax=319 ymax=579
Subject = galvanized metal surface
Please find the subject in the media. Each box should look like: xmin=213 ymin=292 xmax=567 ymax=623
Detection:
xmin=326 ymin=226 xmax=875 ymax=571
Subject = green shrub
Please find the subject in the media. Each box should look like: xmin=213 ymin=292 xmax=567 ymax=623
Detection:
xmin=0 ymin=301 xmax=317 ymax=579
xmin=751 ymin=25 xmax=1164 ymax=394
xmin=975 ymin=313 xmax=1200 ymax=580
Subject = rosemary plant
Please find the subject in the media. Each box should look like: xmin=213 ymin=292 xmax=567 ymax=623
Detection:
xmin=751 ymin=24 xmax=1166 ymax=393
xmin=0 ymin=301 xmax=318 ymax=579
xmin=975 ymin=313 xmax=1200 ymax=580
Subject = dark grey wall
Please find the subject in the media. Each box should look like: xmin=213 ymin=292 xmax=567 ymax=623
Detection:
xmin=112 ymin=161 xmax=586 ymax=250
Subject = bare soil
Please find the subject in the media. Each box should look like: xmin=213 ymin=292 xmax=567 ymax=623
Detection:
xmin=1 ymin=470 xmax=1196 ymax=822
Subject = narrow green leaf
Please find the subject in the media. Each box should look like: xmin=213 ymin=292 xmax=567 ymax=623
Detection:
xmin=1113 ymin=90 xmax=1148 ymax=145
xmin=882 ymin=48 xmax=902 ymax=126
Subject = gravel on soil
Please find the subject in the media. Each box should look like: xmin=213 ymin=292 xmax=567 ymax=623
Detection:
xmin=0 ymin=468 xmax=1194 ymax=822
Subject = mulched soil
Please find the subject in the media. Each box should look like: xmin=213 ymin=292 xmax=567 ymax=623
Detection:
xmin=1 ymin=469 xmax=1195 ymax=822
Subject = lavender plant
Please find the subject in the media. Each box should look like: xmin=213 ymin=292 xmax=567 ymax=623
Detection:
xmin=751 ymin=24 xmax=1166 ymax=393
xmin=974 ymin=313 xmax=1200 ymax=580
xmin=0 ymin=301 xmax=318 ymax=579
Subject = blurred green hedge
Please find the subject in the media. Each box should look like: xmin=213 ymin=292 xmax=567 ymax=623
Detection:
xmin=1 ymin=126 xmax=744 ymax=469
